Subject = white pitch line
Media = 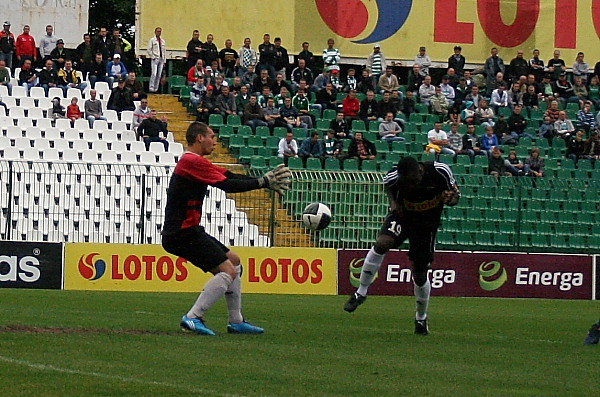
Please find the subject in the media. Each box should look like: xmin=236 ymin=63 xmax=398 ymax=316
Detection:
xmin=0 ymin=355 xmax=257 ymax=397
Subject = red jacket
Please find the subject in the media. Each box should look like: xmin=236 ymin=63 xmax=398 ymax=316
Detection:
xmin=67 ymin=104 xmax=82 ymax=119
xmin=187 ymin=66 xmax=205 ymax=84
xmin=342 ymin=96 xmax=360 ymax=116
xmin=16 ymin=33 xmax=36 ymax=58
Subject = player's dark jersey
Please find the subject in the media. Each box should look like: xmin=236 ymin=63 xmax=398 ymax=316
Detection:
xmin=162 ymin=152 xmax=228 ymax=236
xmin=383 ymin=161 xmax=456 ymax=226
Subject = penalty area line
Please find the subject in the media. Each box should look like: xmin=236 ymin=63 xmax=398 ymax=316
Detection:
xmin=0 ymin=354 xmax=258 ymax=397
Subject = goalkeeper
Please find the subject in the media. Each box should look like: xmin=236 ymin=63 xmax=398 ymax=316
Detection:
xmin=344 ymin=156 xmax=460 ymax=335
xmin=162 ymin=122 xmax=291 ymax=336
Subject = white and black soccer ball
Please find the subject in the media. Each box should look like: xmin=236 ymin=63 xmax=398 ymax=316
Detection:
xmin=302 ymin=202 xmax=332 ymax=231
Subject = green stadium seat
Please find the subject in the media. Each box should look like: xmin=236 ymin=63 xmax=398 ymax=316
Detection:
xmin=316 ymin=119 xmax=331 ymax=131
xmin=415 ymin=103 xmax=429 ymax=114
xmin=217 ymin=125 xmax=234 ymax=141
xmin=374 ymin=140 xmax=389 ymax=155
xmin=228 ymin=135 xmax=245 ymax=152
xmin=273 ymin=127 xmax=288 ymax=139
xmin=324 ymin=157 xmax=341 ymax=170
xmin=323 ymin=109 xmax=338 ymax=120
xmin=351 ymin=120 xmax=367 ymax=133
xmin=268 ymin=156 xmax=284 ymax=168
xmin=368 ymin=120 xmax=381 ymax=132
xmin=209 ymin=114 xmax=225 ymax=128
xmin=288 ymin=157 xmax=304 ymax=169
xmin=247 ymin=135 xmax=264 ymax=149
xmin=168 ymin=75 xmax=186 ymax=94
xmin=238 ymin=147 xmax=254 ymax=164
xmin=256 ymin=147 xmax=272 ymax=158
xmin=227 ymin=114 xmax=242 ymax=128
xmin=249 ymin=156 xmax=267 ymax=171
xmin=265 ymin=136 xmax=280 ymax=150
xmin=343 ymin=158 xmax=359 ymax=171
xmin=361 ymin=160 xmax=378 ymax=172
xmin=237 ymin=125 xmax=252 ymax=137
xmin=306 ymin=157 xmax=322 ymax=170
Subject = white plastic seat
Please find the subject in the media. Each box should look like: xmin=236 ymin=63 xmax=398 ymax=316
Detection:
xmin=28 ymin=108 xmax=44 ymax=119
xmin=53 ymin=139 xmax=70 ymax=153
xmin=0 ymin=85 xmax=8 ymax=98
xmin=33 ymin=138 xmax=52 ymax=150
xmin=169 ymin=142 xmax=184 ymax=156
xmin=37 ymin=97 xmax=51 ymax=110
xmin=54 ymin=118 xmax=72 ymax=131
xmin=111 ymin=141 xmax=128 ymax=153
xmin=20 ymin=97 xmax=36 ymax=109
xmin=3 ymin=147 xmax=20 ymax=159
xmin=63 ymin=128 xmax=80 ymax=141
xmin=13 ymin=136 xmax=31 ymax=149
xmin=139 ymin=151 xmax=157 ymax=164
xmin=101 ymin=130 xmax=117 ymax=142
xmin=111 ymin=121 xmax=127 ymax=132
xmin=149 ymin=142 xmax=166 ymax=154
xmin=72 ymin=140 xmax=90 ymax=151
xmin=2 ymin=96 xmax=16 ymax=109
xmin=158 ymin=152 xmax=175 ymax=165
xmin=9 ymin=107 xmax=25 ymax=118
xmin=37 ymin=118 xmax=53 ymax=130
xmin=120 ymin=110 xmax=134 ymax=124
xmin=22 ymin=147 xmax=40 ymax=160
xmin=92 ymin=119 xmax=109 ymax=131
xmin=0 ymin=115 xmax=12 ymax=128
xmin=61 ymin=149 xmax=79 ymax=162
xmin=166 ymin=131 xmax=175 ymax=142
xmin=6 ymin=125 xmax=23 ymax=138
xmin=101 ymin=151 xmax=118 ymax=163
xmin=11 ymin=86 xmax=27 ymax=99
xmin=30 ymin=86 xmax=46 ymax=99
xmin=120 ymin=130 xmax=137 ymax=142
xmin=83 ymin=130 xmax=100 ymax=141
xmin=66 ymin=88 xmax=83 ymax=100
xmin=48 ymin=87 xmax=65 ymax=99
xmin=104 ymin=109 xmax=119 ymax=123
xmin=120 ymin=151 xmax=137 ymax=163
xmin=16 ymin=117 xmax=33 ymax=128
xmin=42 ymin=148 xmax=60 ymax=161
xmin=73 ymin=118 xmax=89 ymax=131
xmin=94 ymin=81 xmax=110 ymax=93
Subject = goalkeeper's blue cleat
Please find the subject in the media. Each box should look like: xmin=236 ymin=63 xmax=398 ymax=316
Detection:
xmin=227 ymin=321 xmax=265 ymax=334
xmin=584 ymin=322 xmax=600 ymax=345
xmin=181 ymin=316 xmax=216 ymax=336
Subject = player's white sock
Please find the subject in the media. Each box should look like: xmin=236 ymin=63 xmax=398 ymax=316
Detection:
xmin=357 ymin=248 xmax=385 ymax=296
xmin=225 ymin=265 xmax=243 ymax=324
xmin=414 ymin=279 xmax=431 ymax=321
xmin=187 ymin=272 xmax=233 ymax=319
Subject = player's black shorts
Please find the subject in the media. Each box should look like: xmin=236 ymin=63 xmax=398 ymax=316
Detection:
xmin=162 ymin=227 xmax=230 ymax=273
xmin=379 ymin=211 xmax=438 ymax=269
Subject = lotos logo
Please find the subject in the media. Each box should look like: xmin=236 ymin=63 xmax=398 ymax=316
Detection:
xmin=479 ymin=261 xmax=508 ymax=291
xmin=78 ymin=253 xmax=106 ymax=280
xmin=316 ymin=0 xmax=413 ymax=44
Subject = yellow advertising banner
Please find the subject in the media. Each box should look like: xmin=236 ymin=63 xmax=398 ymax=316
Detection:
xmin=137 ymin=0 xmax=600 ymax=65
xmin=64 ymin=244 xmax=337 ymax=295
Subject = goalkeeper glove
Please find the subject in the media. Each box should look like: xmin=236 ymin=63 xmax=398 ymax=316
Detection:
xmin=259 ymin=164 xmax=291 ymax=195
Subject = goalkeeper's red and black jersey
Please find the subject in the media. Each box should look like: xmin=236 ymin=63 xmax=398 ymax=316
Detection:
xmin=383 ymin=161 xmax=457 ymax=225
xmin=162 ymin=152 xmax=229 ymax=236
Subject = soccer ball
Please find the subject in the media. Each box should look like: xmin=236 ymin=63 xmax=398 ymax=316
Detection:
xmin=302 ymin=202 xmax=332 ymax=231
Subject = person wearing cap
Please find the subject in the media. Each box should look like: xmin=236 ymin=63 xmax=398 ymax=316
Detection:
xmin=366 ymin=44 xmax=387 ymax=89
xmin=272 ymin=37 xmax=289 ymax=78
xmin=414 ymin=46 xmax=431 ymax=76
xmin=58 ymin=59 xmax=87 ymax=95
xmin=0 ymin=21 xmax=15 ymax=70
xmin=107 ymin=77 xmax=135 ymax=113
xmin=39 ymin=25 xmax=57 ymax=64
xmin=447 ymin=46 xmax=465 ymax=76
xmin=322 ymin=38 xmax=340 ymax=69
xmin=329 ymin=66 xmax=342 ymax=90
xmin=147 ymin=27 xmax=166 ymax=93
xmin=16 ymin=25 xmax=36 ymax=67
xmin=50 ymin=39 xmax=68 ymax=70
xmin=106 ymin=53 xmax=128 ymax=83
xmin=378 ymin=66 xmax=399 ymax=94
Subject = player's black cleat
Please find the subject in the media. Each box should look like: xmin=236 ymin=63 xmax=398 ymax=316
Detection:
xmin=584 ymin=321 xmax=600 ymax=345
xmin=415 ymin=318 xmax=429 ymax=335
xmin=344 ymin=292 xmax=366 ymax=312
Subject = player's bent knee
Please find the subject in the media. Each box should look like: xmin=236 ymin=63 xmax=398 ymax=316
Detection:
xmin=227 ymin=250 xmax=241 ymax=266
xmin=374 ymin=235 xmax=395 ymax=254
xmin=212 ymin=260 xmax=238 ymax=279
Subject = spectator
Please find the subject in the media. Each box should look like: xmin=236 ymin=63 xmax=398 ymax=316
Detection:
xmin=359 ymin=90 xmax=379 ymax=122
xmin=238 ymin=37 xmax=258 ymax=78
xmin=76 ymin=33 xmax=93 ymax=72
xmin=447 ymin=123 xmax=463 ymax=155
xmin=488 ymin=147 xmax=512 ymax=177
xmin=504 ymin=150 xmax=528 ymax=176
xmin=573 ymin=77 xmax=588 ymax=108
xmin=347 ymin=131 xmax=376 ymax=163
xmin=49 ymin=97 xmax=66 ymax=119
xmin=277 ymin=131 xmax=299 ymax=164
xmin=490 ymin=84 xmax=509 ymax=113
xmin=218 ymin=39 xmax=238 ymax=78
xmin=462 ymin=124 xmax=487 ymax=162
xmin=252 ymin=69 xmax=272 ymax=95
xmin=554 ymin=110 xmax=575 ymax=138
xmin=525 ymin=148 xmax=545 ymax=177
xmin=39 ymin=59 xmax=59 ymax=95
xmin=50 ymin=39 xmax=68 ymax=70
xmin=583 ymin=131 xmax=600 ymax=163
xmin=187 ymin=59 xmax=205 ymax=85
xmin=280 ymin=96 xmax=308 ymax=135
xmin=507 ymin=83 xmax=523 ymax=109
xmin=418 ymin=75 xmax=435 ymax=106
xmin=16 ymin=24 xmax=36 ymax=67
xmin=190 ymin=76 xmax=207 ymax=109
xmin=0 ymin=60 xmax=11 ymax=94
xmin=147 ymin=27 xmax=166 ymax=93
xmin=322 ymin=38 xmax=340 ymax=69
xmin=538 ymin=116 xmax=556 ymax=140
xmin=480 ymin=126 xmax=499 ymax=155
xmin=460 ymin=101 xmax=476 ymax=125
xmin=357 ymin=69 xmax=375 ymax=94
xmin=298 ymin=41 xmax=314 ymax=69
xmin=18 ymin=58 xmax=37 ymax=94
xmin=215 ymin=85 xmax=236 ymax=118
xmin=58 ymin=59 xmax=87 ymax=95
xmin=107 ymin=77 xmax=135 ymax=113
xmin=87 ymin=53 xmax=110 ymax=88
xmin=292 ymin=88 xmax=314 ymax=128
xmin=454 ymin=77 xmax=470 ymax=105
xmin=522 ymin=84 xmax=539 ymax=112
xmin=0 ymin=93 xmax=7 ymax=116
xmin=315 ymin=82 xmax=337 ymax=110
xmin=323 ymin=129 xmax=342 ymax=160
xmin=446 ymin=68 xmax=460 ymax=87
xmin=577 ymin=101 xmax=595 ymax=132
xmin=84 ymin=89 xmax=107 ymax=128
xmin=476 ymin=99 xmax=495 ymax=128
xmin=66 ymin=97 xmax=82 ymax=124
xmin=539 ymin=74 xmax=555 ymax=103
xmin=377 ymin=91 xmax=398 ymax=121
xmin=544 ymin=99 xmax=561 ymax=122
xmin=426 ymin=122 xmax=455 ymax=156
xmin=572 ymin=52 xmax=589 ymax=83
xmin=106 ymin=53 xmax=127 ymax=82
xmin=329 ymin=67 xmax=342 ymax=91
xmin=271 ymin=72 xmax=291 ymax=96
xmin=508 ymin=50 xmax=529 ymax=82
xmin=487 ymin=71 xmax=505 ymax=95
xmin=137 ymin=111 xmax=169 ymax=151
xmin=378 ymin=66 xmax=400 ymax=94
xmin=244 ymin=94 xmax=268 ymax=132
xmin=235 ymin=84 xmax=250 ymax=116
xmin=448 ymin=102 xmax=463 ymax=125
xmin=484 ymin=47 xmax=505 ymax=90
xmin=406 ymin=64 xmax=425 ymax=94
xmin=378 ymin=112 xmax=404 ymax=143
xmin=93 ymin=27 xmax=111 ymax=60
xmin=414 ymin=46 xmax=431 ymax=75
xmin=258 ymin=33 xmax=276 ymax=78
xmin=257 ymin=85 xmax=272 ymax=108
xmin=330 ymin=111 xmax=351 ymax=139
xmin=196 ymin=85 xmax=217 ymax=123
xmin=274 ymin=86 xmax=291 ymax=108
xmin=430 ymin=86 xmax=449 ymax=121
xmin=366 ymin=44 xmax=386 ymax=88
xmin=439 ymin=75 xmax=455 ymax=105
xmin=264 ymin=97 xmax=286 ymax=131
xmin=272 ymin=37 xmax=288 ymax=78
xmin=588 ymin=75 xmax=600 ymax=107
xmin=0 ymin=21 xmax=15 ymax=70
xmin=299 ymin=131 xmax=324 ymax=165
xmin=186 ymin=30 xmax=202 ymax=68
xmin=126 ymin=71 xmax=146 ymax=100
xmin=132 ymin=97 xmax=151 ymax=131
xmin=400 ymin=90 xmax=417 ymax=116
xmin=448 ymin=45 xmax=466 ymax=75
xmin=39 ymin=25 xmax=57 ymax=63
xmin=109 ymin=28 xmax=129 ymax=59
xmin=312 ymin=69 xmax=330 ymax=93
xmin=212 ymin=74 xmax=227 ymax=95
xmin=342 ymin=89 xmax=360 ymax=121
xmin=507 ymin=105 xmax=532 ymax=141
xmin=554 ymin=72 xmax=576 ymax=107
xmin=529 ymin=49 xmax=545 ymax=81
xmin=200 ymin=34 xmax=218 ymax=68
xmin=465 ymin=85 xmax=484 ymax=108
xmin=566 ymin=130 xmax=587 ymax=164
xmin=291 ymin=58 xmax=313 ymax=89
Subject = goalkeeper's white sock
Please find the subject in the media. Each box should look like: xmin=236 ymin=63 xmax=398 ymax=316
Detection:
xmin=187 ymin=272 xmax=233 ymax=319
xmin=357 ymin=248 xmax=385 ymax=296
xmin=414 ymin=279 xmax=431 ymax=321
xmin=225 ymin=265 xmax=243 ymax=324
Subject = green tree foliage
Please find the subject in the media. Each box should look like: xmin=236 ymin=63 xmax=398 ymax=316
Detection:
xmin=88 ymin=0 xmax=135 ymax=40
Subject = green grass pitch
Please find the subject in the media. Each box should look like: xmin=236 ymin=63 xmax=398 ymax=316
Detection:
xmin=0 ymin=289 xmax=598 ymax=397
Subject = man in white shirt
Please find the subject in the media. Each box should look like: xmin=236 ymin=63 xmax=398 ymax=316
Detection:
xmin=427 ymin=122 xmax=455 ymax=156
xmin=147 ymin=27 xmax=166 ymax=93
xmin=414 ymin=46 xmax=431 ymax=75
xmin=277 ymin=131 xmax=298 ymax=165
xmin=490 ymin=84 xmax=509 ymax=113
